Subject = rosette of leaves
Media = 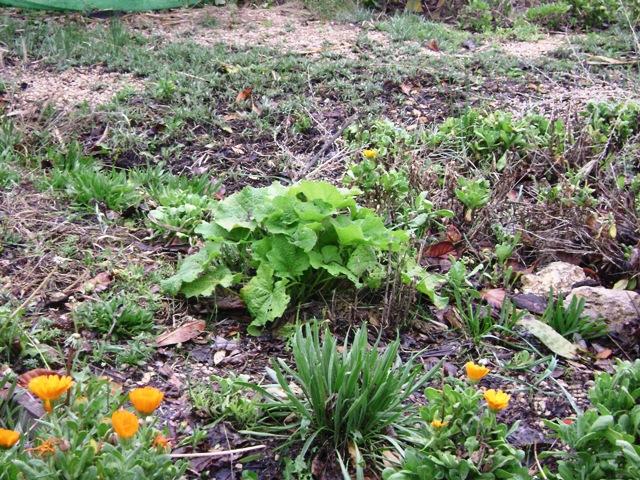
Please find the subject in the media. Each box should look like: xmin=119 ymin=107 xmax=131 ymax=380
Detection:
xmin=162 ymin=181 xmax=443 ymax=334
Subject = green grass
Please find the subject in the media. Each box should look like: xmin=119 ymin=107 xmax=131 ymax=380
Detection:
xmin=376 ymin=14 xmax=470 ymax=50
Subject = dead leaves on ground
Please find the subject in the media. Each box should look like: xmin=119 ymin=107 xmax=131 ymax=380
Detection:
xmin=156 ymin=320 xmax=206 ymax=347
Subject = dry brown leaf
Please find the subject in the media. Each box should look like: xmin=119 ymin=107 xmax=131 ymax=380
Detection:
xmin=213 ymin=350 xmax=226 ymax=365
xmin=595 ymin=347 xmax=613 ymax=359
xmin=424 ymin=241 xmax=456 ymax=258
xmin=481 ymin=288 xmax=506 ymax=309
xmin=445 ymin=224 xmax=462 ymax=243
xmin=18 ymin=368 xmax=61 ymax=387
xmin=235 ymin=87 xmax=253 ymax=103
xmin=80 ymin=272 xmax=112 ymax=294
xmin=400 ymin=82 xmax=413 ymax=95
xmin=156 ymin=320 xmax=206 ymax=347
xmin=426 ymin=39 xmax=440 ymax=52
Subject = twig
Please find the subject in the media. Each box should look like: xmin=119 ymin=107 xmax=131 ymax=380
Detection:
xmin=296 ymin=113 xmax=359 ymax=180
xmin=169 ymin=444 xmax=266 ymax=458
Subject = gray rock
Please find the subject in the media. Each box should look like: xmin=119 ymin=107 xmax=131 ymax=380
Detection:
xmin=521 ymin=262 xmax=587 ymax=296
xmin=566 ymin=286 xmax=640 ymax=334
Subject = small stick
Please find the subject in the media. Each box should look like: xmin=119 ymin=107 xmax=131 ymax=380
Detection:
xmin=169 ymin=444 xmax=266 ymax=459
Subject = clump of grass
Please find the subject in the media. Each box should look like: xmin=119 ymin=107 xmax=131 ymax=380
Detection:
xmin=253 ymin=323 xmax=440 ymax=476
xmin=376 ymin=14 xmax=469 ymax=50
xmin=541 ymin=292 xmax=608 ymax=340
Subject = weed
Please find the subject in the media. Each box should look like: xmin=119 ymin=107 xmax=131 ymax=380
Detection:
xmin=376 ymin=14 xmax=468 ymax=50
xmin=454 ymin=177 xmax=491 ymax=221
xmin=253 ymin=324 xmax=440 ymax=476
xmin=162 ymin=180 xmax=434 ymax=334
xmin=189 ymin=374 xmax=261 ymax=428
xmin=72 ymin=294 xmax=155 ymax=338
xmin=526 ymin=2 xmax=571 ymax=29
xmin=541 ymin=293 xmax=608 ymax=340
xmin=543 ymin=360 xmax=640 ymax=479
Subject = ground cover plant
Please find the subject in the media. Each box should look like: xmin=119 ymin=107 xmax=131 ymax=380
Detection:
xmin=1 ymin=0 xmax=639 ymax=479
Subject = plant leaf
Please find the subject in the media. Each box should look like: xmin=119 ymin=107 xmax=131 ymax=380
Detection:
xmin=517 ymin=316 xmax=578 ymax=359
xmin=241 ymin=265 xmax=290 ymax=336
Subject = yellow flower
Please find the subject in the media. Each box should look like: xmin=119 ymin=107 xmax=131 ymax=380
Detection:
xmin=153 ymin=433 xmax=170 ymax=451
xmin=484 ymin=389 xmax=510 ymax=412
xmin=431 ymin=419 xmax=448 ymax=428
xmin=28 ymin=375 xmax=74 ymax=413
xmin=465 ymin=362 xmax=490 ymax=382
xmin=0 ymin=429 xmax=20 ymax=448
xmin=362 ymin=149 xmax=378 ymax=159
xmin=129 ymin=386 xmax=164 ymax=415
xmin=111 ymin=410 xmax=139 ymax=439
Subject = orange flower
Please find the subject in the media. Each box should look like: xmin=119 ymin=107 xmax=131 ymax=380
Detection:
xmin=27 ymin=375 xmax=73 ymax=413
xmin=484 ymin=389 xmax=510 ymax=412
xmin=431 ymin=419 xmax=448 ymax=428
xmin=0 ymin=429 xmax=20 ymax=448
xmin=111 ymin=410 xmax=139 ymax=439
xmin=27 ymin=438 xmax=58 ymax=457
xmin=153 ymin=433 xmax=170 ymax=451
xmin=362 ymin=149 xmax=378 ymax=159
xmin=465 ymin=362 xmax=490 ymax=382
xmin=129 ymin=386 xmax=164 ymax=415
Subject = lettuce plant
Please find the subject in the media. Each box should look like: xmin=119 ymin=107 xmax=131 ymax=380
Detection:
xmin=162 ymin=181 xmax=430 ymax=334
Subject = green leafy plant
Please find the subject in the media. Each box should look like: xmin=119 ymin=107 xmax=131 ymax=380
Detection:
xmin=567 ymin=0 xmax=640 ymax=29
xmin=454 ymin=177 xmax=491 ymax=221
xmin=431 ymin=110 xmax=566 ymax=171
xmin=541 ymin=292 xmax=608 ymax=340
xmin=251 ymin=324 xmax=440 ymax=478
xmin=526 ymin=2 xmax=571 ymax=29
xmin=189 ymin=374 xmax=262 ymax=428
xmin=163 ymin=181 xmax=425 ymax=334
xmin=383 ymin=377 xmax=530 ymax=480
xmin=543 ymin=360 xmax=640 ymax=480
xmin=72 ymin=294 xmax=155 ymax=338
xmin=584 ymin=101 xmax=640 ymax=148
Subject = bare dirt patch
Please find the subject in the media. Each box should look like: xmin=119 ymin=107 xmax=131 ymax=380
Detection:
xmin=125 ymin=2 xmax=389 ymax=54
xmin=498 ymin=34 xmax=569 ymax=59
xmin=1 ymin=65 xmax=145 ymax=117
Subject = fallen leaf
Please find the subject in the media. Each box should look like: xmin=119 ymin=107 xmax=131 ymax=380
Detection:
xmin=518 ymin=315 xmax=577 ymax=359
xmin=213 ymin=350 xmax=226 ymax=365
xmin=18 ymin=368 xmax=60 ymax=387
xmin=424 ymin=241 xmax=456 ymax=258
xmin=381 ymin=450 xmax=401 ymax=468
xmin=595 ymin=348 xmax=612 ymax=360
xmin=80 ymin=272 xmax=112 ymax=294
xmin=426 ymin=39 xmax=440 ymax=52
xmin=156 ymin=320 xmax=206 ymax=347
xmin=235 ymin=87 xmax=253 ymax=103
xmin=445 ymin=224 xmax=462 ymax=243
xmin=400 ymin=82 xmax=412 ymax=95
xmin=481 ymin=288 xmax=506 ymax=309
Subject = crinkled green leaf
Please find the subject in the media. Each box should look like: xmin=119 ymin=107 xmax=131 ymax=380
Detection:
xmin=332 ymin=216 xmax=366 ymax=245
xmin=265 ymin=235 xmax=310 ymax=279
xmin=291 ymin=225 xmax=318 ymax=252
xmin=180 ymin=265 xmax=238 ymax=298
xmin=214 ymin=183 xmax=285 ymax=231
xmin=347 ymin=245 xmax=378 ymax=277
xmin=161 ymin=243 xmax=221 ymax=294
xmin=241 ymin=265 xmax=290 ymax=336
xmin=288 ymin=180 xmax=357 ymax=210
